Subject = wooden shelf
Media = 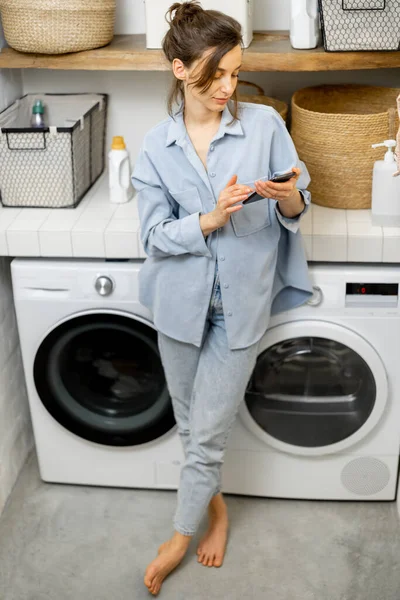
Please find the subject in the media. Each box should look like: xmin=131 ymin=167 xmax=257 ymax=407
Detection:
xmin=0 ymin=32 xmax=399 ymax=72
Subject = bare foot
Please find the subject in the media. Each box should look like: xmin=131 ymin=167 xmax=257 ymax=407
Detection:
xmin=144 ymin=532 xmax=191 ymax=595
xmin=197 ymin=493 xmax=229 ymax=568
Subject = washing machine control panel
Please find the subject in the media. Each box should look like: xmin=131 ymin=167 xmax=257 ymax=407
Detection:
xmin=301 ymin=265 xmax=400 ymax=316
xmin=345 ymin=282 xmax=398 ymax=308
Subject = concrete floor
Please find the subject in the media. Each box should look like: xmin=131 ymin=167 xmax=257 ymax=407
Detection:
xmin=1 ymin=452 xmax=400 ymax=600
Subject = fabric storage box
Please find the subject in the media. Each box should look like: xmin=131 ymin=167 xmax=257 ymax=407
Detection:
xmin=145 ymin=0 xmax=254 ymax=49
xmin=290 ymin=84 xmax=399 ymax=209
xmin=0 ymin=93 xmax=107 ymax=209
xmin=318 ymin=0 xmax=400 ymax=51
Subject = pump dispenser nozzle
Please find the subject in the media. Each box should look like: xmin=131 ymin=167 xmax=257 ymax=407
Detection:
xmin=372 ymin=139 xmax=397 ymax=163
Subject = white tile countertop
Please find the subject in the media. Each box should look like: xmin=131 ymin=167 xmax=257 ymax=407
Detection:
xmin=301 ymin=203 xmax=400 ymax=263
xmin=0 ymin=175 xmax=398 ymax=262
xmin=0 ymin=175 xmax=145 ymax=260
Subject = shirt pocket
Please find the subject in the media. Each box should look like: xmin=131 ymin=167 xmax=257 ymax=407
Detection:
xmin=230 ymin=175 xmax=271 ymax=237
xmin=168 ymin=186 xmax=203 ymax=217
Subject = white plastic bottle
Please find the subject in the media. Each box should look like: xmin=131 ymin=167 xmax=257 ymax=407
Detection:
xmin=371 ymin=139 xmax=400 ymax=227
xmin=290 ymin=0 xmax=319 ymax=49
xmin=108 ymin=136 xmax=134 ymax=204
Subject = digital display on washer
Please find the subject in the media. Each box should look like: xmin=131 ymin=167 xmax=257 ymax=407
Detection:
xmin=346 ymin=283 xmax=399 ymax=296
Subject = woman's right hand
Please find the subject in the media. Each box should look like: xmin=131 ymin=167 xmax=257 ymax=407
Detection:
xmin=200 ymin=175 xmax=253 ymax=237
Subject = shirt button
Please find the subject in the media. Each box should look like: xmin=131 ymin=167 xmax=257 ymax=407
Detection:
xmin=210 ymin=172 xmax=216 ymax=177
xmin=220 ymin=256 xmax=225 ymax=261
xmin=223 ymin=283 xmax=229 ymax=289
xmin=227 ymin=310 xmax=233 ymax=316
xmin=210 ymin=145 xmax=215 ymax=152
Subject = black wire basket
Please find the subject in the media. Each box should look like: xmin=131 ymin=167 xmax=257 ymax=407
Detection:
xmin=318 ymin=0 xmax=400 ymax=51
xmin=0 ymin=93 xmax=107 ymax=208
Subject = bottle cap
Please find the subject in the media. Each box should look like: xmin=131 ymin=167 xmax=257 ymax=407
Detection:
xmin=32 ymin=100 xmax=44 ymax=114
xmin=111 ymin=136 xmax=126 ymax=150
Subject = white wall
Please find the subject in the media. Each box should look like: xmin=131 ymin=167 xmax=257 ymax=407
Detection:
xmin=0 ymin=25 xmax=22 ymax=110
xmin=0 ymin=257 xmax=32 ymax=514
xmin=0 ymin=23 xmax=33 ymax=516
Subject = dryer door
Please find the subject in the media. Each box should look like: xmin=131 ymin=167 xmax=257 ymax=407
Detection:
xmin=34 ymin=311 xmax=174 ymax=447
xmin=240 ymin=320 xmax=388 ymax=456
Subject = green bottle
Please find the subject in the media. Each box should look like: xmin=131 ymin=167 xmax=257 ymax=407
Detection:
xmin=31 ymin=99 xmax=45 ymax=128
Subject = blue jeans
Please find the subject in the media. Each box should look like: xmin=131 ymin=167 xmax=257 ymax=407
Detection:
xmin=157 ymin=271 xmax=260 ymax=536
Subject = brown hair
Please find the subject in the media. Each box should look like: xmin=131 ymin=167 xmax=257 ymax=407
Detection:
xmin=162 ymin=1 xmax=243 ymax=119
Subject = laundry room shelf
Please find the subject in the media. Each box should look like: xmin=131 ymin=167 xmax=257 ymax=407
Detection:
xmin=0 ymin=32 xmax=399 ymax=71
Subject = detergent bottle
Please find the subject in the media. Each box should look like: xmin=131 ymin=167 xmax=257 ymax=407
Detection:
xmin=109 ymin=136 xmax=134 ymax=204
xmin=290 ymin=0 xmax=320 ymax=49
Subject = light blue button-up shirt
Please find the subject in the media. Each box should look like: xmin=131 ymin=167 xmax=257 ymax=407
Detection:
xmin=132 ymin=102 xmax=313 ymax=350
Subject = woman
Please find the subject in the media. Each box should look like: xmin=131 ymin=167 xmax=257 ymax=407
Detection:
xmin=131 ymin=1 xmax=312 ymax=595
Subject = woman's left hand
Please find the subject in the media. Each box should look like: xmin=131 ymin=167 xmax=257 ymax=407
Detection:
xmin=254 ymin=166 xmax=305 ymax=218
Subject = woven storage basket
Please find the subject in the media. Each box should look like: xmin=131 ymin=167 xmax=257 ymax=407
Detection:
xmin=290 ymin=84 xmax=400 ymax=209
xmin=0 ymin=0 xmax=116 ymax=55
xmin=238 ymin=81 xmax=288 ymax=123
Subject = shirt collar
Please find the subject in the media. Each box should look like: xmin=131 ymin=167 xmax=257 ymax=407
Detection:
xmin=165 ymin=103 xmax=244 ymax=148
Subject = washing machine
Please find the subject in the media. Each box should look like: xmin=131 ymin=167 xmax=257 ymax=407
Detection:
xmin=11 ymin=258 xmax=184 ymax=489
xmin=223 ymin=263 xmax=400 ymax=501
xmin=12 ymin=259 xmax=400 ymax=501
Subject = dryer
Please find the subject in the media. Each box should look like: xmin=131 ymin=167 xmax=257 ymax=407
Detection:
xmin=223 ymin=263 xmax=400 ymax=501
xmin=11 ymin=258 xmax=183 ymax=489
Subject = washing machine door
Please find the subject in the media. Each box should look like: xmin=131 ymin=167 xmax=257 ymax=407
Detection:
xmin=34 ymin=311 xmax=174 ymax=447
xmin=240 ymin=320 xmax=388 ymax=456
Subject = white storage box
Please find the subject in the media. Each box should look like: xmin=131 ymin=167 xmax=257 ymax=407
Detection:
xmin=0 ymin=93 xmax=107 ymax=209
xmin=145 ymin=0 xmax=253 ymax=49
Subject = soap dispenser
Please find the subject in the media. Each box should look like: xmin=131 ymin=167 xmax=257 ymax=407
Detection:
xmin=371 ymin=139 xmax=400 ymax=227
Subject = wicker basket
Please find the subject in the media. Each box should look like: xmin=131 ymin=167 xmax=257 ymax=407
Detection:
xmin=0 ymin=0 xmax=116 ymax=55
xmin=238 ymin=81 xmax=288 ymax=123
xmin=290 ymin=84 xmax=400 ymax=209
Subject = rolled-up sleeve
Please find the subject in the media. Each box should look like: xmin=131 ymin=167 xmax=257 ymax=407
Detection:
xmin=131 ymin=149 xmax=211 ymax=258
xmin=269 ymin=113 xmax=312 ymax=234
xmin=275 ymin=184 xmax=311 ymax=233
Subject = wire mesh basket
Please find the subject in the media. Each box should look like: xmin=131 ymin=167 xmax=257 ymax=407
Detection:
xmin=0 ymin=93 xmax=107 ymax=209
xmin=318 ymin=0 xmax=400 ymax=51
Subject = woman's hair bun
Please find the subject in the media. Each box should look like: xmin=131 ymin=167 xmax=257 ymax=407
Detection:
xmin=166 ymin=1 xmax=203 ymax=26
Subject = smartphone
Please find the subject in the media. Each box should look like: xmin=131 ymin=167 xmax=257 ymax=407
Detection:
xmin=270 ymin=171 xmax=296 ymax=183
xmin=242 ymin=171 xmax=296 ymax=205
xmin=242 ymin=191 xmax=265 ymax=205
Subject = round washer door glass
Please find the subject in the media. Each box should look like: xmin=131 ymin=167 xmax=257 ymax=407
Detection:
xmin=241 ymin=320 xmax=388 ymax=456
xmin=34 ymin=313 xmax=174 ymax=447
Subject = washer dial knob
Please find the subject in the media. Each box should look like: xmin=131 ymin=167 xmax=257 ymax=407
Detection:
xmin=95 ymin=276 xmax=114 ymax=296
